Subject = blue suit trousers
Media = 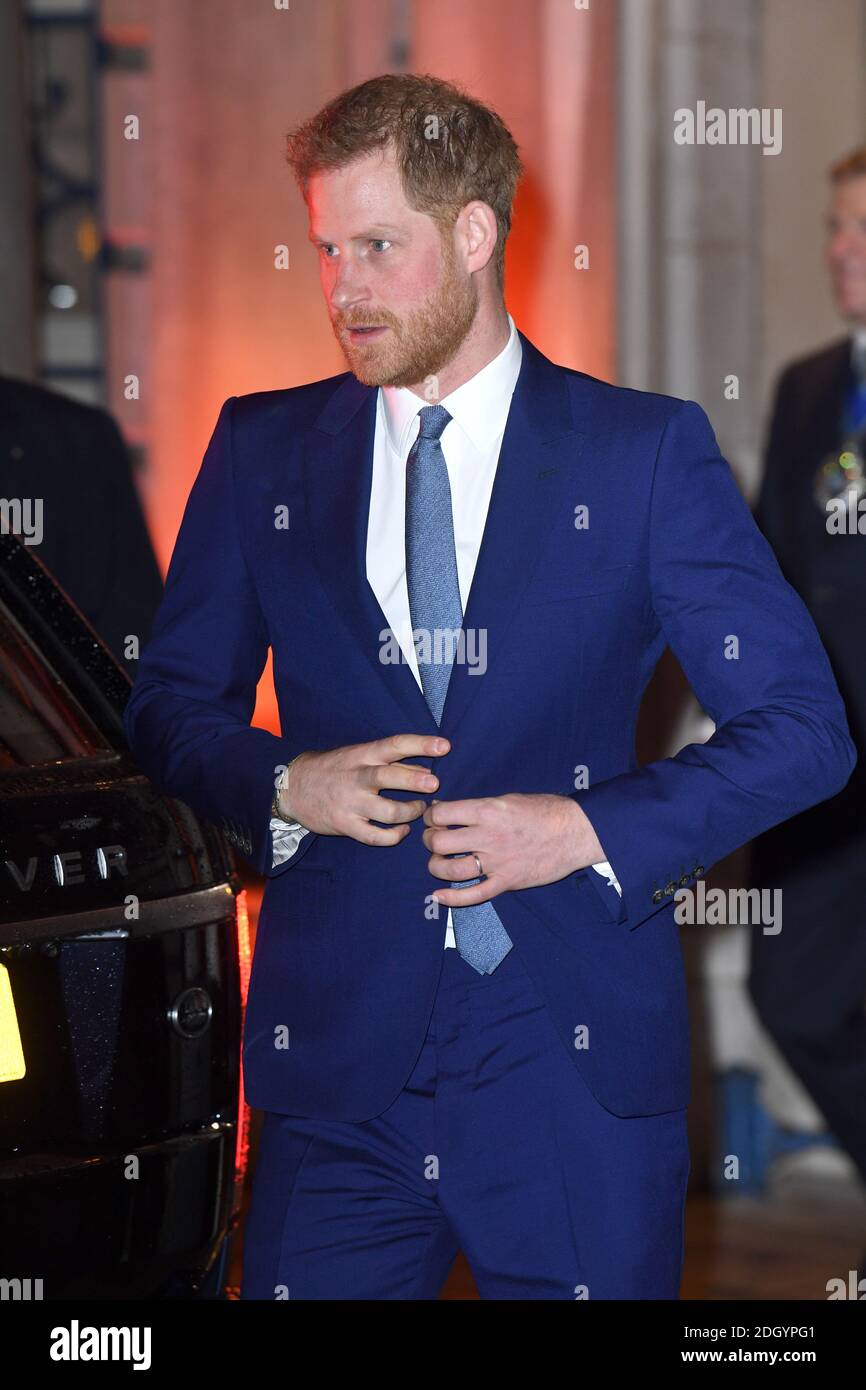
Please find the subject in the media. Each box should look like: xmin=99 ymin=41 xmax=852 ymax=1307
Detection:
xmin=241 ymin=942 xmax=690 ymax=1300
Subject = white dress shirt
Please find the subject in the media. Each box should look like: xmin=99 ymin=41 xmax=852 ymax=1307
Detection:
xmin=270 ymin=312 xmax=621 ymax=945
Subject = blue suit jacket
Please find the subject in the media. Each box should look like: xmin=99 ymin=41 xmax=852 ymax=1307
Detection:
xmin=123 ymin=329 xmax=856 ymax=1120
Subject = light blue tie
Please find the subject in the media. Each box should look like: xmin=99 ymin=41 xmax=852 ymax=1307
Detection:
xmin=405 ymin=404 xmax=513 ymax=975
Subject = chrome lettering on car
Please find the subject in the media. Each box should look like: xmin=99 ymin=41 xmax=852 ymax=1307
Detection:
xmin=2 ymin=845 xmax=128 ymax=890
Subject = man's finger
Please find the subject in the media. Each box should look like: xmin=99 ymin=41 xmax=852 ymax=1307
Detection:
xmin=366 ymin=761 xmax=439 ymax=794
xmin=367 ymin=733 xmax=450 ymax=763
xmin=364 ymin=794 xmax=428 ymax=825
xmin=427 ymin=849 xmax=485 ymax=881
xmin=422 ymin=826 xmax=478 ymax=856
xmin=432 ymin=877 xmax=499 ymax=908
xmin=423 ymin=797 xmax=483 ymax=827
xmin=349 ymin=817 xmax=413 ymax=847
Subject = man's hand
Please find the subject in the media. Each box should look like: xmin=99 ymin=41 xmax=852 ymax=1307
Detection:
xmin=278 ymin=734 xmax=449 ymax=845
xmin=421 ymin=794 xmax=606 ymax=907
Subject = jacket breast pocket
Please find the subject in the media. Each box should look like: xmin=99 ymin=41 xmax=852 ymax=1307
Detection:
xmin=524 ymin=563 xmax=634 ymax=604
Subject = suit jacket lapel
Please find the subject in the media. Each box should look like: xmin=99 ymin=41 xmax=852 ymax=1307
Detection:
xmin=809 ymin=342 xmax=853 ymax=465
xmin=438 ymin=330 xmax=578 ymax=740
xmin=302 ymin=375 xmax=439 ymax=733
xmin=301 ymin=329 xmax=578 ymax=740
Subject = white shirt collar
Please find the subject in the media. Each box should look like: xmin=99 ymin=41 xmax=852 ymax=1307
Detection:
xmin=381 ymin=312 xmax=522 ymax=457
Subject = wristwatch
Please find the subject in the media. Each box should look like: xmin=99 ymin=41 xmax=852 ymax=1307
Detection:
xmin=271 ymin=754 xmax=303 ymax=824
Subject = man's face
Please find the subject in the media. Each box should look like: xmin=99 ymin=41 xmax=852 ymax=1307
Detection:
xmin=307 ymin=147 xmax=478 ymax=389
xmin=825 ymin=176 xmax=866 ymax=325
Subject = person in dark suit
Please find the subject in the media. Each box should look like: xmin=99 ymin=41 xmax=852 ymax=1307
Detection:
xmin=0 ymin=375 xmax=163 ymax=666
xmin=749 ymin=147 xmax=866 ymax=1203
xmin=123 ymin=74 xmax=854 ymax=1300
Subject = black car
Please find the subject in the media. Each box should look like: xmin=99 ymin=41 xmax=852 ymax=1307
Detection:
xmin=0 ymin=532 xmax=250 ymax=1299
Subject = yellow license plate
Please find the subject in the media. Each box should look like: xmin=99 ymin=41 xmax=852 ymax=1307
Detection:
xmin=0 ymin=963 xmax=26 ymax=1082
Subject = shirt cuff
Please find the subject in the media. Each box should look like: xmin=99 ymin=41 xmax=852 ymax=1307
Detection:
xmin=590 ymin=859 xmax=622 ymax=897
xmin=270 ymin=817 xmax=310 ymax=866
xmin=270 ymin=762 xmax=309 ymax=867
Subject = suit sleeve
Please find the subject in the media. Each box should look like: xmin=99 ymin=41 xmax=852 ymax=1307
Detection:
xmin=122 ymin=397 xmax=318 ymax=878
xmin=570 ymin=398 xmax=856 ymax=931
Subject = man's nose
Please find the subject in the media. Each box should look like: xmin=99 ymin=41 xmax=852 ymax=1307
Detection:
xmin=329 ymin=258 xmax=370 ymax=311
xmin=829 ymin=230 xmax=864 ymax=262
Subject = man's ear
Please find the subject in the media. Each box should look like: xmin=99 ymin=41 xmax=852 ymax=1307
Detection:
xmin=456 ymin=200 xmax=498 ymax=276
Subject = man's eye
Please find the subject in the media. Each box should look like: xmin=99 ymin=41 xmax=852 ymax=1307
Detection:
xmin=370 ymin=239 xmax=391 ymax=253
xmin=319 ymin=245 xmax=337 ymax=258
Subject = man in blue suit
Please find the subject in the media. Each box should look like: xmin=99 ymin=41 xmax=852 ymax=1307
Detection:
xmin=123 ymin=73 xmax=855 ymax=1300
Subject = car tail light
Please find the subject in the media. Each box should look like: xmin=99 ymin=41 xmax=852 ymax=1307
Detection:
xmin=231 ymin=888 xmax=252 ymax=1218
